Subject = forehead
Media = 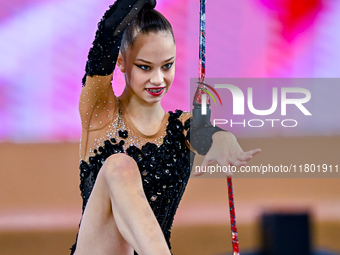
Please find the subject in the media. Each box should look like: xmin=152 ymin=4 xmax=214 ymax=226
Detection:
xmin=126 ymin=32 xmax=176 ymax=62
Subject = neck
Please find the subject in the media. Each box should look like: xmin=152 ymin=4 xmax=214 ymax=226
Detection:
xmin=118 ymin=90 xmax=165 ymax=123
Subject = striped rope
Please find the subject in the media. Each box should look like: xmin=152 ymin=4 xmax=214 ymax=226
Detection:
xmin=193 ymin=0 xmax=240 ymax=253
xmin=227 ymin=176 xmax=240 ymax=254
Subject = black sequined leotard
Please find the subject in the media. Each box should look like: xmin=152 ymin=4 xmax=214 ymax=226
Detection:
xmin=70 ymin=84 xmax=195 ymax=254
xmin=70 ymin=1 xmax=226 ymax=253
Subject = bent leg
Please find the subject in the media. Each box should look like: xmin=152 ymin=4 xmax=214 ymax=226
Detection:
xmin=74 ymin=154 xmax=133 ymax=255
xmin=74 ymin=153 xmax=171 ymax=255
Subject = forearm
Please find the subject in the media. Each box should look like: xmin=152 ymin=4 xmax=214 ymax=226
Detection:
xmin=186 ymin=116 xmax=228 ymax=156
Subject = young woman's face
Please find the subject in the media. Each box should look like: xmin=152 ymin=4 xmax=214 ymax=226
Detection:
xmin=119 ymin=31 xmax=176 ymax=104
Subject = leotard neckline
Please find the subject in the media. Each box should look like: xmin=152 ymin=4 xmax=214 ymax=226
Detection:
xmin=116 ymin=97 xmax=169 ymax=140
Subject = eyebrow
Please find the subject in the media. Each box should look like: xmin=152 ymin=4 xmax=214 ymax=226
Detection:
xmin=136 ymin=56 xmax=175 ymax=64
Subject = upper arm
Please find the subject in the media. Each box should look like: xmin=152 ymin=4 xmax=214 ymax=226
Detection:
xmin=79 ymin=74 xmax=117 ymax=130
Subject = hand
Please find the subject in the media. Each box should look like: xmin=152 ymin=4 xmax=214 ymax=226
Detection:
xmin=84 ymin=0 xmax=157 ymax=80
xmin=192 ymin=131 xmax=261 ymax=176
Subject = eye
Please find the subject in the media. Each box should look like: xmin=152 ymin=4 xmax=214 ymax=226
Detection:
xmin=137 ymin=65 xmax=151 ymax=71
xmin=163 ymin=62 xmax=174 ymax=70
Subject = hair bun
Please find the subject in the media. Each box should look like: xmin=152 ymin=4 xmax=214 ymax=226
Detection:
xmin=144 ymin=0 xmax=156 ymax=10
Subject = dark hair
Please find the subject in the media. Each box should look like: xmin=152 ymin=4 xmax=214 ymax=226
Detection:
xmin=120 ymin=8 xmax=175 ymax=56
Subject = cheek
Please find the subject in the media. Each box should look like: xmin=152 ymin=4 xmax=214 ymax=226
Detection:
xmin=131 ymin=67 xmax=148 ymax=80
xmin=128 ymin=67 xmax=141 ymax=82
xmin=128 ymin=68 xmax=149 ymax=91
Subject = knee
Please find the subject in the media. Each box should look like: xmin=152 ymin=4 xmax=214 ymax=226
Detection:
xmin=100 ymin=153 xmax=140 ymax=183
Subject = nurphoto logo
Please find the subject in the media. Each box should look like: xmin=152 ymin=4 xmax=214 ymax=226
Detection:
xmin=199 ymin=83 xmax=312 ymax=128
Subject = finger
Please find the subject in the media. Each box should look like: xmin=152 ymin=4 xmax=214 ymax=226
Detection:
xmin=245 ymin=148 xmax=261 ymax=157
xmin=225 ymin=170 xmax=233 ymax=177
xmin=192 ymin=163 xmax=204 ymax=176
xmin=201 ymin=155 xmax=213 ymax=169
xmin=192 ymin=170 xmax=205 ymax=176
xmin=222 ymin=161 xmax=234 ymax=176
xmin=237 ymin=154 xmax=252 ymax=161
xmin=215 ymin=159 xmax=236 ymax=177
xmin=230 ymin=159 xmax=247 ymax=167
xmin=192 ymin=156 xmax=211 ymax=176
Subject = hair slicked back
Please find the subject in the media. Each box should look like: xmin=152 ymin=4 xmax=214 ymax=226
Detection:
xmin=120 ymin=8 xmax=175 ymax=57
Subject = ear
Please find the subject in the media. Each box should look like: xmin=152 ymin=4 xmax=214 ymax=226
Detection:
xmin=117 ymin=52 xmax=126 ymax=73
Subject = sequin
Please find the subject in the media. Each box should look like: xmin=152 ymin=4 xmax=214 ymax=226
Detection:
xmin=72 ymin=0 xmax=194 ymax=253
xmin=118 ymin=130 xmax=128 ymax=138
xmin=75 ymin=106 xmax=192 ymax=254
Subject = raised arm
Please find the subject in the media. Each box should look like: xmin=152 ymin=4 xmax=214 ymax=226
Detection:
xmin=79 ymin=0 xmax=156 ymax=130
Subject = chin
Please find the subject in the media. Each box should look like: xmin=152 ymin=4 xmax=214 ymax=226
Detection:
xmin=143 ymin=91 xmax=166 ymax=102
xmin=147 ymin=96 xmax=163 ymax=103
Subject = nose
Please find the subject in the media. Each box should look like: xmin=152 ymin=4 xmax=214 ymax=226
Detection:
xmin=150 ymin=68 xmax=164 ymax=86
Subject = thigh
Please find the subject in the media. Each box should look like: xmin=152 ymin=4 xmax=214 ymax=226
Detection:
xmin=74 ymin=161 xmax=134 ymax=255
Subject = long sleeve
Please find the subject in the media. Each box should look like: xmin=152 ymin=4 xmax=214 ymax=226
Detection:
xmin=82 ymin=0 xmax=154 ymax=84
xmin=79 ymin=0 xmax=154 ymax=130
xmin=183 ymin=115 xmax=227 ymax=156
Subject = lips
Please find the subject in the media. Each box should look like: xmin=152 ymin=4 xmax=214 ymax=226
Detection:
xmin=145 ymin=87 xmax=165 ymax=93
xmin=145 ymin=87 xmax=165 ymax=96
